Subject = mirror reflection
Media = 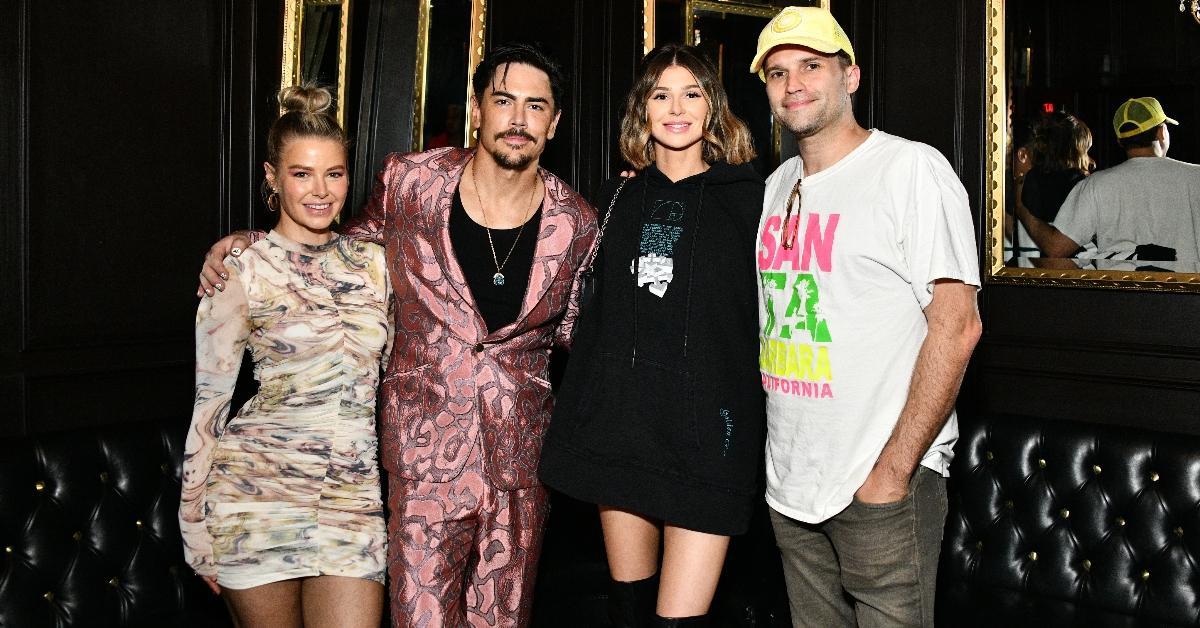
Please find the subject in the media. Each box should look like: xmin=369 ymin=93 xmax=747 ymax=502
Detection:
xmin=283 ymin=0 xmax=350 ymax=126
xmin=1002 ymin=0 xmax=1200 ymax=275
xmin=413 ymin=0 xmax=482 ymax=152
xmin=301 ymin=1 xmax=344 ymax=87
xmin=649 ymin=1 xmax=827 ymax=175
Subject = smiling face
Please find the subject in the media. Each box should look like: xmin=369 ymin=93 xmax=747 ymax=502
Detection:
xmin=263 ymin=136 xmax=348 ymax=244
xmin=763 ymin=45 xmax=859 ymax=140
xmin=470 ymin=62 xmax=561 ymax=171
xmin=646 ymin=64 xmax=710 ymax=160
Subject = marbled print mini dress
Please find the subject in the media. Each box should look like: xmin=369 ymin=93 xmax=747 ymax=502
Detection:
xmin=180 ymin=230 xmax=391 ymax=589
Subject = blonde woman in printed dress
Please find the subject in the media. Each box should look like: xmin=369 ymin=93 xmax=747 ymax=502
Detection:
xmin=179 ymin=85 xmax=391 ymax=628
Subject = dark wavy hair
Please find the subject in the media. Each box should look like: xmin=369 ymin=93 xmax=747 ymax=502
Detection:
xmin=619 ymin=44 xmax=755 ymax=170
xmin=471 ymin=41 xmax=566 ymax=112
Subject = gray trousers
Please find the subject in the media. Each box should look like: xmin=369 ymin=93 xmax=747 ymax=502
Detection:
xmin=769 ymin=466 xmax=947 ymax=628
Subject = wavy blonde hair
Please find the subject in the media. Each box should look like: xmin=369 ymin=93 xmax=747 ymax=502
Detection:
xmin=619 ymin=44 xmax=755 ymax=170
xmin=1030 ymin=111 xmax=1095 ymax=175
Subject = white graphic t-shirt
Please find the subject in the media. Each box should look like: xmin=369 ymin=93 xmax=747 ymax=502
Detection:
xmin=757 ymin=131 xmax=980 ymax=523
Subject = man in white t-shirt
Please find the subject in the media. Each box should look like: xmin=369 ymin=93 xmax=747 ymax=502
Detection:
xmin=749 ymin=7 xmax=982 ymax=627
xmin=1016 ymin=97 xmax=1200 ymax=269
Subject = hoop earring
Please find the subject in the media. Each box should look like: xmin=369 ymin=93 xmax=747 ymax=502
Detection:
xmin=267 ymin=189 xmax=280 ymax=212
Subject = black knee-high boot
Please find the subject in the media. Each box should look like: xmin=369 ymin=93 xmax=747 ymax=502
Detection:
xmin=608 ymin=574 xmax=659 ymax=628
xmin=652 ymin=614 xmax=710 ymax=627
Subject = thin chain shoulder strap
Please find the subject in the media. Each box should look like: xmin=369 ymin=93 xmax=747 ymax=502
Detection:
xmin=588 ymin=176 xmax=630 ymax=271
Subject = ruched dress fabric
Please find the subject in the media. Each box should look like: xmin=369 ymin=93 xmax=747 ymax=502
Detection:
xmin=179 ymin=230 xmax=392 ymax=590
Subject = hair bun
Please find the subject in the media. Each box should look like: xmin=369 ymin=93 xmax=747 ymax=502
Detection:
xmin=279 ymin=84 xmax=334 ymax=116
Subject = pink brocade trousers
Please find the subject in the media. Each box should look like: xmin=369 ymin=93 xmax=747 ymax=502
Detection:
xmin=386 ymin=446 xmax=549 ymax=628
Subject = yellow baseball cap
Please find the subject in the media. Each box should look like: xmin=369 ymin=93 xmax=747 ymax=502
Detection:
xmin=1113 ymin=97 xmax=1178 ymax=139
xmin=749 ymin=6 xmax=855 ymax=82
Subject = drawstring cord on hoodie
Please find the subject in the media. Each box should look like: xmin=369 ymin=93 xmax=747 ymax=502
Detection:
xmin=631 ymin=174 xmax=706 ymax=366
xmin=682 ymin=178 xmax=705 ymax=359
xmin=632 ymin=178 xmax=649 ymax=367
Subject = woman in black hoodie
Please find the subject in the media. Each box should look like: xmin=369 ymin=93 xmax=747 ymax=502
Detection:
xmin=539 ymin=44 xmax=765 ymax=627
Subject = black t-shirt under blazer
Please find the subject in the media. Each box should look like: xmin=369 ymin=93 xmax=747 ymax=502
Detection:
xmin=448 ymin=189 xmax=542 ymax=333
xmin=539 ymin=161 xmax=767 ymax=535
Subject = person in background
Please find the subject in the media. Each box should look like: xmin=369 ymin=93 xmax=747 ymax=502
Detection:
xmin=427 ymin=103 xmax=466 ymax=149
xmin=1018 ymin=97 xmax=1200 ymax=268
xmin=181 ymin=84 xmax=391 ymax=628
xmin=1009 ymin=111 xmax=1094 ymax=261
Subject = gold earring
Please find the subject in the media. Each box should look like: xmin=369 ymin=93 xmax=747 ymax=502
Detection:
xmin=267 ymin=189 xmax=280 ymax=212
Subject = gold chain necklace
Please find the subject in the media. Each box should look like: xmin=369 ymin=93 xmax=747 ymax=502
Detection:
xmin=469 ymin=160 xmax=540 ymax=286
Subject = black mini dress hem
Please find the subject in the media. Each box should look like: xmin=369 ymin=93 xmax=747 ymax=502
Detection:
xmin=540 ymin=438 xmax=755 ymax=536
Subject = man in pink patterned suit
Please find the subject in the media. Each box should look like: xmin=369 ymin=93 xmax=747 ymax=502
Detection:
xmin=200 ymin=43 xmax=596 ymax=627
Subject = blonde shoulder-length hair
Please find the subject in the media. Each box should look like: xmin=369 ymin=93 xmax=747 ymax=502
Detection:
xmin=618 ymin=44 xmax=756 ymax=170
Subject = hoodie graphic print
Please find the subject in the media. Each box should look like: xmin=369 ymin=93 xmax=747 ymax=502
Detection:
xmin=634 ymin=198 xmax=688 ymax=297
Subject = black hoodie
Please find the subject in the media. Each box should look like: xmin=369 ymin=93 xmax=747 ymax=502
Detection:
xmin=540 ymin=161 xmax=766 ymax=535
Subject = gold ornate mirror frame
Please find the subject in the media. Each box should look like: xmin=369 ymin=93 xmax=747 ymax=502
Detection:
xmin=412 ymin=0 xmax=487 ymax=151
xmin=643 ymin=0 xmax=830 ymax=53
xmin=983 ymin=0 xmax=1200 ymax=292
xmin=685 ymin=1 xmax=779 ymax=45
xmin=281 ymin=0 xmax=352 ymax=127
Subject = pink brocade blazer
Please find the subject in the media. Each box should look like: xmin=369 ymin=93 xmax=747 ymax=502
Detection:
xmin=342 ymin=148 xmax=597 ymax=490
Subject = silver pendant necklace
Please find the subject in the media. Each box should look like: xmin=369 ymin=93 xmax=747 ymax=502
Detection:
xmin=470 ymin=160 xmax=540 ymax=286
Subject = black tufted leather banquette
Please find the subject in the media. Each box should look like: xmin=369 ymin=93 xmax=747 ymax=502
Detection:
xmin=0 ymin=420 xmax=231 ymax=628
xmin=7 ymin=412 xmax=1196 ymax=627
xmin=939 ymin=413 xmax=1200 ymax=627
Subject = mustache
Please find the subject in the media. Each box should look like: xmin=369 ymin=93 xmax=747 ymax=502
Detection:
xmin=495 ymin=129 xmax=536 ymax=143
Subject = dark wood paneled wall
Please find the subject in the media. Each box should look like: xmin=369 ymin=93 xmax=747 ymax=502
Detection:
xmin=348 ymin=0 xmax=420 ymax=213
xmin=0 ymin=1 xmax=281 ymax=436
xmin=0 ymin=0 xmax=25 ymax=428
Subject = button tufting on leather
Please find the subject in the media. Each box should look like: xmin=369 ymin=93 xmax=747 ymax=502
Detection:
xmin=942 ymin=414 xmax=1200 ymax=625
xmin=1 ymin=419 xmax=230 ymax=626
